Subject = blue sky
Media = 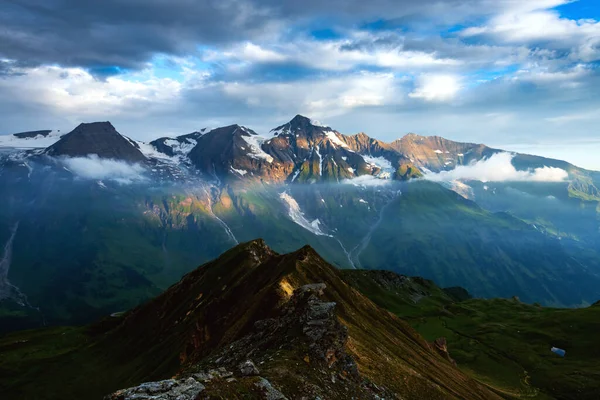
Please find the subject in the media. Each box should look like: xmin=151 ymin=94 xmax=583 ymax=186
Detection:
xmin=1 ymin=0 xmax=599 ymax=169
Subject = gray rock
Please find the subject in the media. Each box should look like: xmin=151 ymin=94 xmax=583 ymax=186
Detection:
xmin=105 ymin=377 xmax=204 ymax=400
xmin=297 ymin=283 xmax=327 ymax=295
xmin=254 ymin=378 xmax=288 ymax=400
xmin=239 ymin=359 xmax=260 ymax=376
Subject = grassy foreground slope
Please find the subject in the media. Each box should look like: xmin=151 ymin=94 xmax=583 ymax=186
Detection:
xmin=0 ymin=240 xmax=498 ymax=400
xmin=342 ymin=270 xmax=600 ymax=400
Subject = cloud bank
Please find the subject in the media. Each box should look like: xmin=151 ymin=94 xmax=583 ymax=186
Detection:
xmin=61 ymin=155 xmax=147 ymax=184
xmin=424 ymin=152 xmax=569 ymax=183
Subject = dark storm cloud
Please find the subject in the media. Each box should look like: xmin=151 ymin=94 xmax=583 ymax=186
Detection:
xmin=0 ymin=0 xmax=488 ymax=71
xmin=0 ymin=0 xmax=273 ymax=70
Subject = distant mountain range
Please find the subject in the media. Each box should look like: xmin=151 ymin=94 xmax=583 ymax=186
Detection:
xmin=1 ymin=115 xmax=600 ymax=333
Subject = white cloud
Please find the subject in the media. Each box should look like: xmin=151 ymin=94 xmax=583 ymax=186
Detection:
xmin=546 ymin=109 xmax=600 ymax=124
xmin=220 ymin=71 xmax=403 ymax=117
xmin=229 ymin=43 xmax=288 ymax=63
xmin=461 ymin=3 xmax=600 ymax=64
xmin=207 ymin=37 xmax=461 ymax=72
xmin=424 ymin=152 xmax=569 ymax=182
xmin=513 ymin=64 xmax=591 ymax=84
xmin=409 ymin=74 xmax=462 ymax=101
xmin=341 ymin=175 xmax=391 ymax=187
xmin=60 ymin=155 xmax=148 ymax=184
xmin=0 ymin=65 xmax=182 ymax=120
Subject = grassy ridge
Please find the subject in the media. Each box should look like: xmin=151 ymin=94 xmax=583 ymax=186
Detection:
xmin=342 ymin=269 xmax=600 ymax=400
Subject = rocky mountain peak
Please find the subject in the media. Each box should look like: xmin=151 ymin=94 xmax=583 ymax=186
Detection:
xmin=98 ymin=240 xmax=499 ymax=399
xmin=45 ymin=121 xmax=147 ymax=163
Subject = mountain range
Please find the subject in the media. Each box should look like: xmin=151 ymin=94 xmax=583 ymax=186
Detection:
xmin=1 ymin=115 xmax=600 ymax=334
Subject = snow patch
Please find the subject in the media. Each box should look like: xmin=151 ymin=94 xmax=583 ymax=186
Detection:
xmin=434 ymin=150 xmax=443 ymax=154
xmin=315 ymin=146 xmax=323 ymax=176
xmin=231 ymin=167 xmax=248 ymax=176
xmin=136 ymin=141 xmax=179 ymax=163
xmin=279 ymin=192 xmax=330 ymax=236
xmin=241 ymin=132 xmax=274 ymax=163
xmin=324 ymin=131 xmax=348 ymax=148
xmin=290 ymin=169 xmax=301 ymax=182
xmin=361 ymin=155 xmax=394 ymax=180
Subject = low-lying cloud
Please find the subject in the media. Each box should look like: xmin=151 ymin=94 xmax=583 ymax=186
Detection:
xmin=424 ymin=152 xmax=569 ymax=183
xmin=61 ymin=154 xmax=147 ymax=184
xmin=341 ymin=175 xmax=391 ymax=187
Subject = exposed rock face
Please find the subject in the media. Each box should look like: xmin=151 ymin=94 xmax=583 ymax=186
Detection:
xmin=389 ymin=133 xmax=496 ymax=172
xmin=105 ymin=377 xmax=205 ymax=400
xmin=239 ymin=360 xmax=260 ymax=376
xmin=208 ymin=283 xmax=359 ymax=381
xmin=431 ymin=337 xmax=457 ymax=367
xmin=254 ymin=378 xmax=288 ymax=400
xmin=46 ymin=122 xmax=146 ymax=163
xmin=187 ymin=125 xmax=289 ymax=183
xmin=150 ymin=130 xmax=207 ymax=158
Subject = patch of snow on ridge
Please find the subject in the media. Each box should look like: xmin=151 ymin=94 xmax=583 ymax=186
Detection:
xmin=241 ymin=132 xmax=274 ymax=163
xmin=279 ymin=192 xmax=331 ymax=236
xmin=434 ymin=150 xmax=443 ymax=154
xmin=324 ymin=131 xmax=348 ymax=148
xmin=231 ymin=167 xmax=248 ymax=176
xmin=136 ymin=141 xmax=177 ymax=163
xmin=315 ymin=146 xmax=323 ymax=176
xmin=290 ymin=169 xmax=301 ymax=182
xmin=0 ymin=131 xmax=63 ymax=148
xmin=361 ymin=155 xmax=394 ymax=179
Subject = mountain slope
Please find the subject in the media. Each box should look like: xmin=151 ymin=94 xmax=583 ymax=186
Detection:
xmin=343 ymin=269 xmax=600 ymax=400
xmin=0 ymin=240 xmax=500 ymax=400
xmin=356 ymin=181 xmax=600 ymax=306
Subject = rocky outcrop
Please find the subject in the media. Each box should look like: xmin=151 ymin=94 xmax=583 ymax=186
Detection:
xmin=431 ymin=337 xmax=457 ymax=367
xmin=207 ymin=283 xmax=359 ymax=380
xmin=105 ymin=377 xmax=205 ymax=400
